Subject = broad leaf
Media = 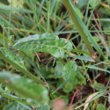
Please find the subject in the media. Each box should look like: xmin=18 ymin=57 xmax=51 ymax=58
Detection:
xmin=96 ymin=104 xmax=106 ymax=110
xmin=14 ymin=33 xmax=73 ymax=58
xmin=55 ymin=61 xmax=86 ymax=93
xmin=0 ymin=71 xmax=49 ymax=106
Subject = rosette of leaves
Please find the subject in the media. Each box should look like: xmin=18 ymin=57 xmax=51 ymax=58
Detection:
xmin=55 ymin=61 xmax=86 ymax=93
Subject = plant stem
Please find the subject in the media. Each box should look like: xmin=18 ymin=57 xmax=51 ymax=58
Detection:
xmin=62 ymin=0 xmax=103 ymax=56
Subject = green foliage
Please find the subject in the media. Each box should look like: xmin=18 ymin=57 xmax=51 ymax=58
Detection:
xmin=3 ymin=102 xmax=32 ymax=110
xmin=55 ymin=61 xmax=86 ymax=93
xmin=0 ymin=47 xmax=43 ymax=84
xmin=91 ymin=81 xmax=106 ymax=91
xmin=8 ymin=0 xmax=24 ymax=8
xmin=14 ymin=33 xmax=73 ymax=58
xmin=0 ymin=47 xmax=26 ymax=71
xmin=0 ymin=0 xmax=109 ymax=109
xmin=62 ymin=0 xmax=103 ymax=56
xmin=77 ymin=0 xmax=88 ymax=8
xmin=89 ymin=0 xmax=101 ymax=9
xmin=96 ymin=104 xmax=106 ymax=110
xmin=37 ymin=105 xmax=50 ymax=110
xmin=0 ymin=71 xmax=49 ymax=106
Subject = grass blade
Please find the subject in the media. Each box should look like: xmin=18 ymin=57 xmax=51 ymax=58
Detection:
xmin=62 ymin=0 xmax=103 ymax=56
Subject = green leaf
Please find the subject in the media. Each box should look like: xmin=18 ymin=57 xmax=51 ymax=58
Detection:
xmin=14 ymin=33 xmax=73 ymax=58
xmin=3 ymin=102 xmax=32 ymax=110
xmin=91 ymin=81 xmax=106 ymax=91
xmin=89 ymin=0 xmax=101 ymax=9
xmin=106 ymin=0 xmax=110 ymax=4
xmin=96 ymin=104 xmax=106 ymax=110
xmin=0 ymin=86 xmax=32 ymax=106
xmin=0 ymin=0 xmax=8 ymax=4
xmin=102 ymin=22 xmax=110 ymax=35
xmin=37 ymin=105 xmax=50 ymax=110
xmin=55 ymin=60 xmax=64 ymax=78
xmin=55 ymin=61 xmax=86 ymax=93
xmin=74 ymin=55 xmax=95 ymax=62
xmin=0 ymin=71 xmax=49 ymax=106
xmin=8 ymin=0 xmax=24 ymax=8
xmin=77 ymin=0 xmax=88 ymax=8
xmin=86 ymin=65 xmax=110 ymax=74
xmin=0 ymin=34 xmax=9 ymax=46
xmin=0 ymin=47 xmax=43 ymax=84
xmin=74 ymin=7 xmax=83 ymax=19
xmin=0 ymin=4 xmax=31 ymax=14
xmin=0 ymin=47 xmax=26 ymax=70
xmin=99 ymin=7 xmax=110 ymax=16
